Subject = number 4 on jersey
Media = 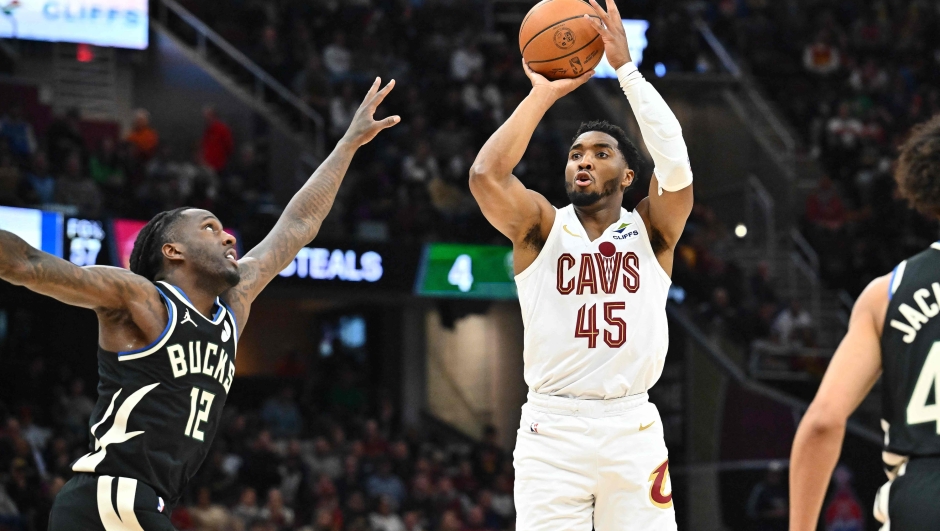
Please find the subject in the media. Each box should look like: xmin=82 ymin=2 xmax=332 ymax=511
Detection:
xmin=185 ymin=387 xmax=215 ymax=441
xmin=907 ymin=342 xmax=940 ymax=434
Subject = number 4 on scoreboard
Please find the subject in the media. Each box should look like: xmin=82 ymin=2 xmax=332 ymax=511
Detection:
xmin=448 ymin=254 xmax=474 ymax=293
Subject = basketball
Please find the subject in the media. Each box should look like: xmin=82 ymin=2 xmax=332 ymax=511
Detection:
xmin=519 ymin=0 xmax=606 ymax=80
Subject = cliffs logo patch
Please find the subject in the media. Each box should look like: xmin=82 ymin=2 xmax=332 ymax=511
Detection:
xmin=613 ymin=223 xmax=639 ymax=240
xmin=648 ymin=459 xmax=673 ymax=509
xmin=553 ymin=27 xmax=575 ymax=49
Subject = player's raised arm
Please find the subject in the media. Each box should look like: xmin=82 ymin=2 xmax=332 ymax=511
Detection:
xmin=469 ymin=61 xmax=593 ymax=259
xmin=789 ymin=275 xmax=887 ymax=531
xmin=222 ymin=78 xmax=399 ymax=328
xmin=0 ymin=229 xmax=159 ymax=312
xmin=586 ymin=0 xmax=693 ymax=264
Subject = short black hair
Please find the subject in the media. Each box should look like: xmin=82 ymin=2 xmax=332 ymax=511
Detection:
xmin=572 ymin=120 xmax=642 ymax=175
xmin=896 ymin=114 xmax=940 ymax=218
xmin=129 ymin=207 xmax=192 ymax=281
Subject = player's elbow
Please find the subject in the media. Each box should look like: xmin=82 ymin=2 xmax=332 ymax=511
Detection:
xmin=468 ymin=164 xmax=498 ymax=195
xmin=801 ymin=402 xmax=847 ymax=437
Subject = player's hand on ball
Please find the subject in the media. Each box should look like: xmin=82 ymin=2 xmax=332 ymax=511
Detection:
xmin=343 ymin=77 xmax=401 ymax=147
xmin=585 ymin=0 xmax=632 ymax=71
xmin=523 ymin=59 xmax=594 ymax=100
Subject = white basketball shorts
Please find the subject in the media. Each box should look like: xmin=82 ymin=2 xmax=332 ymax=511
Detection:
xmin=513 ymin=391 xmax=677 ymax=531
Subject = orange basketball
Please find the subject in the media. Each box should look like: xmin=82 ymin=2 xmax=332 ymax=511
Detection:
xmin=519 ymin=0 xmax=605 ymax=80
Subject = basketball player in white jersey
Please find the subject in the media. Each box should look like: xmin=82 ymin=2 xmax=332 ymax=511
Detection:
xmin=468 ymin=1 xmax=693 ymax=529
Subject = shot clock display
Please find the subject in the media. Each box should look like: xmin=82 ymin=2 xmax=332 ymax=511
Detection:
xmin=414 ymin=243 xmax=517 ymax=299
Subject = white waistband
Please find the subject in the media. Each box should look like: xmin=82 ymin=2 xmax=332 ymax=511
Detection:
xmin=525 ymin=391 xmax=649 ymax=417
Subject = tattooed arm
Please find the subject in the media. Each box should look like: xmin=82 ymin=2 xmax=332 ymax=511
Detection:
xmin=0 ymin=229 xmax=167 ymax=351
xmin=223 ymin=78 xmax=400 ymax=330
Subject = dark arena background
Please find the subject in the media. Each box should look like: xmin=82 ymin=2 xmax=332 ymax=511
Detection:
xmin=1 ymin=0 xmax=937 ymax=529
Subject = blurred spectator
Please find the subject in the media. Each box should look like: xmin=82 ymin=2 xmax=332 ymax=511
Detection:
xmin=59 ymin=378 xmax=95 ymax=436
xmin=254 ymin=26 xmax=290 ymax=84
xmin=293 ymin=54 xmax=333 ymax=118
xmin=125 ymin=109 xmax=159 ymax=162
xmin=189 ymin=486 xmax=231 ymax=531
xmin=0 ymin=105 xmax=37 ymax=161
xmin=437 ymin=510 xmax=462 ymax=531
xmin=402 ymin=511 xmax=424 ymax=531
xmin=450 ymin=43 xmax=484 ymax=81
xmin=54 ymin=152 xmax=102 ymax=218
xmin=323 ymin=32 xmax=353 ymax=81
xmin=232 ymin=487 xmax=261 ymax=529
xmin=745 ymin=463 xmax=787 ymax=531
xmin=369 ymin=495 xmax=406 ymax=531
xmin=771 ymin=300 xmax=813 ymax=347
xmin=401 ymin=141 xmax=440 ymax=185
xmin=366 ymin=459 xmax=406 ymax=506
xmin=277 ymin=439 xmax=308 ymax=507
xmin=261 ymin=387 xmax=303 ymax=440
xmin=241 ymin=431 xmax=282 ymax=494
xmin=258 ymin=488 xmax=294 ymax=531
xmin=0 ymin=150 xmax=23 ymax=206
xmin=89 ymin=137 xmax=126 ymax=189
xmin=802 ymin=30 xmax=841 ymax=75
xmin=305 ymin=437 xmax=343 ymax=480
xmin=823 ymin=465 xmax=864 ymax=531
xmin=329 ymin=84 xmax=360 ymax=139
xmin=201 ymin=106 xmax=234 ymax=173
xmin=804 ymin=175 xmax=846 ymax=232
xmin=23 ymin=152 xmax=56 ymax=205
xmin=46 ymin=108 xmax=85 ymax=173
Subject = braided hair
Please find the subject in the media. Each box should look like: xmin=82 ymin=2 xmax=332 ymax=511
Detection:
xmin=129 ymin=207 xmax=192 ymax=281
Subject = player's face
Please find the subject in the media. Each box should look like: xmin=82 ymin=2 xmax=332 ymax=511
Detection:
xmin=177 ymin=209 xmax=241 ymax=288
xmin=565 ymin=131 xmax=633 ymax=207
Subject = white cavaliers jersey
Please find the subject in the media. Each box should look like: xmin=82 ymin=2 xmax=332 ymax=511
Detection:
xmin=515 ymin=205 xmax=672 ymax=399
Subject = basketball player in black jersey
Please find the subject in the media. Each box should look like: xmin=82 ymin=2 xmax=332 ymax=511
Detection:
xmin=0 ymin=78 xmax=398 ymax=531
xmin=791 ymin=115 xmax=940 ymax=530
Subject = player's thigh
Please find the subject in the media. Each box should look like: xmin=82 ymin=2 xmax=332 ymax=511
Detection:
xmin=514 ymin=405 xmax=595 ymax=531
xmin=49 ymin=475 xmax=107 ymax=531
xmin=886 ymin=459 xmax=940 ymax=530
xmin=594 ymin=403 xmax=677 ymax=531
xmin=50 ymin=474 xmax=177 ymax=531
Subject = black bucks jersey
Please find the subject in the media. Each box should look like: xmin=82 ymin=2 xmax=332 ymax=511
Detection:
xmin=881 ymin=243 xmax=940 ymax=461
xmin=72 ymin=281 xmax=238 ymax=504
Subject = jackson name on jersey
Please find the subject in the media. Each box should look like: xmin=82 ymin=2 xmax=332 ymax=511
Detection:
xmin=516 ymin=205 xmax=671 ymax=400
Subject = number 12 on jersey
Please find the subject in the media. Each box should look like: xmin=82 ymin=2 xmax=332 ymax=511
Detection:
xmin=575 ymin=302 xmax=627 ymax=348
xmin=185 ymin=387 xmax=215 ymax=441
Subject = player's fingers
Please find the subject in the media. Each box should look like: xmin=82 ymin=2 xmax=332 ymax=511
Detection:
xmin=371 ymin=79 xmax=396 ymax=108
xmin=607 ymin=0 xmax=622 ymax=19
xmin=360 ymin=77 xmax=382 ymax=108
xmin=587 ymin=0 xmax=609 ymax=23
xmin=584 ymin=14 xmax=608 ymax=36
xmin=574 ymin=70 xmax=595 ymax=85
xmin=379 ymin=115 xmax=401 ymax=129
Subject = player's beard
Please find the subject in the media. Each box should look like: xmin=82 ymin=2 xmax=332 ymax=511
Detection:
xmin=565 ymin=177 xmax=620 ymax=207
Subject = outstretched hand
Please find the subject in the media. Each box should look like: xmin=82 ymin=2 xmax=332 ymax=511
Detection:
xmin=584 ymin=0 xmax=632 ymax=71
xmin=343 ymin=77 xmax=401 ymax=147
xmin=523 ymin=60 xmax=594 ymax=101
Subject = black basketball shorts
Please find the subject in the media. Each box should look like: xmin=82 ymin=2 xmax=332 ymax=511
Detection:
xmin=876 ymin=457 xmax=940 ymax=530
xmin=49 ymin=473 xmax=176 ymax=531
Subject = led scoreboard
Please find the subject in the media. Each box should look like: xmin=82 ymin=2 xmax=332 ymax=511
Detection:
xmin=414 ymin=243 xmax=517 ymax=300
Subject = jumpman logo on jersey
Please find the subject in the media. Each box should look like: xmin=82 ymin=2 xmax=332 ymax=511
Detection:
xmin=181 ymin=309 xmax=198 ymax=327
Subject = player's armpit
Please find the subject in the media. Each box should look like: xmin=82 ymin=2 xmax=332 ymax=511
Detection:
xmin=642 ymin=174 xmax=693 ymax=253
xmin=0 ymin=229 xmax=158 ymax=312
